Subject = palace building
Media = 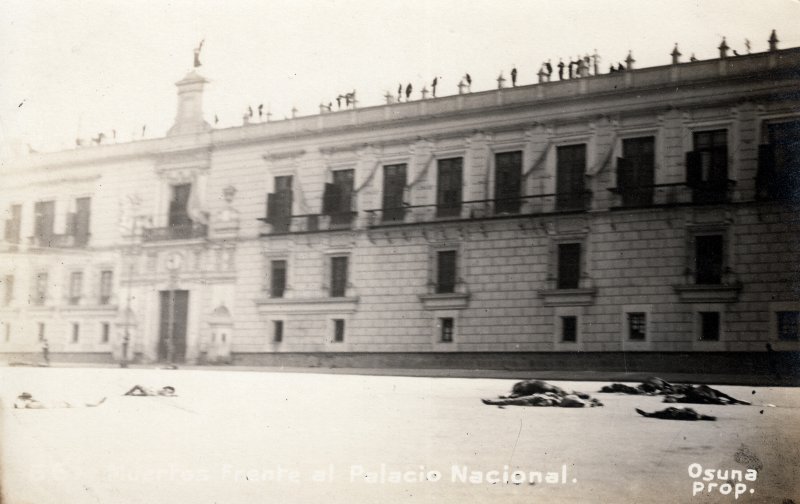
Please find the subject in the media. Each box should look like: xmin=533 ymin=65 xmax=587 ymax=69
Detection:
xmin=1 ymin=39 xmax=798 ymax=374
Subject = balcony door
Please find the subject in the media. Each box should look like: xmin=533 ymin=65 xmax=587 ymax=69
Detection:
xmin=168 ymin=184 xmax=192 ymax=228
xmin=158 ymin=290 xmax=189 ymax=363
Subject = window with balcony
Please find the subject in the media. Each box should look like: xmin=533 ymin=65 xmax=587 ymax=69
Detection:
xmin=330 ymin=256 xmax=349 ymax=298
xmin=4 ymin=204 xmax=21 ymax=244
xmin=494 ymin=151 xmax=522 ymax=214
xmin=2 ymin=275 xmax=13 ymax=306
xmin=169 ymin=184 xmax=192 ymax=228
xmin=266 ymin=175 xmax=293 ymax=232
xmin=686 ymin=130 xmax=728 ymax=204
xmin=322 ymin=169 xmax=355 ymax=227
xmin=68 ymin=271 xmax=83 ymax=305
xmin=34 ymin=200 xmax=55 ymax=245
xmin=270 ymin=260 xmax=287 ymax=298
xmin=382 ymin=164 xmax=407 ymax=222
xmin=757 ymin=119 xmax=800 ymax=202
xmin=556 ymin=144 xmax=587 ymax=211
xmin=436 ymin=250 xmax=457 ymax=294
xmin=72 ymin=197 xmax=91 ymax=247
xmin=695 ymin=235 xmax=723 ymax=285
xmin=99 ymin=270 xmax=113 ymax=305
xmin=436 ymin=158 xmax=463 ymax=218
xmin=617 ymin=137 xmax=655 ymax=207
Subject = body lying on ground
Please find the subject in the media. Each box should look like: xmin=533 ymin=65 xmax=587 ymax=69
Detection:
xmin=482 ymin=380 xmax=603 ymax=408
xmin=124 ymin=385 xmax=177 ymax=397
xmin=599 ymin=377 xmax=750 ymax=405
xmin=635 ymin=407 xmax=716 ymax=421
xmin=13 ymin=392 xmax=106 ymax=409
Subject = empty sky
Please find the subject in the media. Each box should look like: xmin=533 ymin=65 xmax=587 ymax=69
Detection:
xmin=1 ymin=0 xmax=799 ymax=154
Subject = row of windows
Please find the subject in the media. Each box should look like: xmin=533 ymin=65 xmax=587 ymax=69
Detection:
xmin=265 ymin=311 xmax=800 ymax=345
xmin=1 ymin=269 xmax=114 ymax=307
xmin=3 ymin=197 xmax=92 ymax=247
xmin=266 ymin=232 xmax=729 ymax=300
xmin=264 ymin=121 xmax=800 ymax=229
xmin=0 ymin=321 xmax=112 ymax=344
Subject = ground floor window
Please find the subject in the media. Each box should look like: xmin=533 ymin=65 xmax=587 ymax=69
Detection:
xmin=273 ymin=320 xmax=284 ymax=343
xmin=561 ymin=316 xmax=577 ymax=342
xmin=627 ymin=312 xmax=647 ymax=341
xmin=777 ymin=311 xmax=799 ymax=341
xmin=440 ymin=318 xmax=454 ymax=343
xmin=699 ymin=312 xmax=720 ymax=341
xmin=332 ymin=319 xmax=345 ymax=343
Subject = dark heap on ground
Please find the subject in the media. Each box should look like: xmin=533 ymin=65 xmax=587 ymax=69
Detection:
xmin=481 ymin=379 xmax=604 ymax=408
xmin=599 ymin=377 xmax=750 ymax=405
xmin=635 ymin=407 xmax=717 ymax=421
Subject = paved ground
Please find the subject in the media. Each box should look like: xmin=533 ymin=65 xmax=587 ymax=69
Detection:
xmin=1 ymin=367 xmax=798 ymax=503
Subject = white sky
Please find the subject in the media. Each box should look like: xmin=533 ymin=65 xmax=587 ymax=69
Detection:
xmin=1 ymin=0 xmax=799 ymax=154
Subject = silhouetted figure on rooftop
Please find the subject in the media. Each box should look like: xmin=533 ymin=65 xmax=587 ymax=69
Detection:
xmin=609 ymin=65 xmax=616 ymax=73
xmin=397 ymin=83 xmax=402 ymax=102
xmin=214 ymin=114 xmax=219 ymax=125
xmin=545 ymin=59 xmax=553 ymax=79
xmin=405 ymin=83 xmax=412 ymax=100
xmin=510 ymin=66 xmax=517 ymax=86
xmin=617 ymin=62 xmax=625 ymax=71
xmin=258 ymin=104 xmax=264 ymax=119
xmin=431 ymin=77 xmax=438 ymax=97
xmin=248 ymin=106 xmax=253 ymax=118
xmin=465 ymin=73 xmax=472 ymax=90
xmin=557 ymin=59 xmax=564 ymax=80
xmin=336 ymin=95 xmax=342 ymax=109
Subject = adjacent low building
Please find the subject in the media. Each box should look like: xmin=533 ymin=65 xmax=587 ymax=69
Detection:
xmin=1 ymin=38 xmax=798 ymax=374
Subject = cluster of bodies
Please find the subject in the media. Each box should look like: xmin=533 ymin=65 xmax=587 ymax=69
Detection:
xmin=481 ymin=377 xmax=752 ymax=421
xmin=13 ymin=377 xmax=750 ymax=421
xmin=13 ymin=385 xmax=176 ymax=409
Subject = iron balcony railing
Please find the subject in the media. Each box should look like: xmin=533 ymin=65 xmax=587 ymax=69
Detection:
xmin=259 ymin=211 xmax=357 ymax=235
xmin=142 ymin=223 xmax=208 ymax=242
xmin=28 ymin=233 xmax=91 ymax=248
xmin=608 ymin=180 xmax=736 ymax=209
xmin=365 ymin=191 xmax=592 ymax=228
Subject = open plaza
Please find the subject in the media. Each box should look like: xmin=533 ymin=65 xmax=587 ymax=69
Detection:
xmin=1 ymin=366 xmax=798 ymax=503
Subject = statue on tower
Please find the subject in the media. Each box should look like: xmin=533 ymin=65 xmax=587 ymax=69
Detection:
xmin=193 ymin=39 xmax=205 ymax=68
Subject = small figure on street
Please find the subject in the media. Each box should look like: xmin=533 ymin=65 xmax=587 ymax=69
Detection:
xmin=41 ymin=338 xmax=49 ymax=366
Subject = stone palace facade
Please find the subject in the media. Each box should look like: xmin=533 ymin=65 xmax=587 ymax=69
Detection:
xmin=1 ymin=41 xmax=798 ymax=373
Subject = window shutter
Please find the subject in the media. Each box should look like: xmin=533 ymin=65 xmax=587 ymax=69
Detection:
xmin=322 ymin=183 xmax=339 ymax=215
xmin=685 ymin=151 xmax=702 ymax=187
xmin=756 ymin=144 xmax=775 ymax=199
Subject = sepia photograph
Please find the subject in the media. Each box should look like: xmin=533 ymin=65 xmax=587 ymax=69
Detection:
xmin=0 ymin=1 xmax=799 ymax=502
